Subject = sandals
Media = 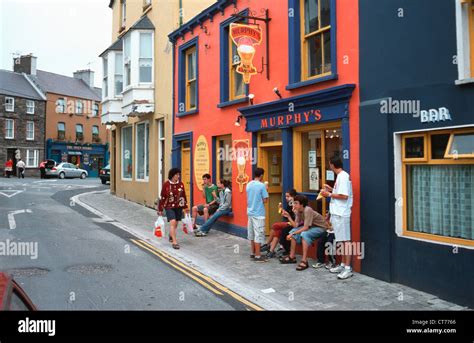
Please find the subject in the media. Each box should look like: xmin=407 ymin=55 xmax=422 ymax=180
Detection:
xmin=280 ymin=256 xmax=297 ymax=264
xmin=296 ymin=260 xmax=309 ymax=271
xmin=172 ymin=243 xmax=180 ymax=250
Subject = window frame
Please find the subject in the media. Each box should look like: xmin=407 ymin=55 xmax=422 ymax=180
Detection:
xmin=135 ymin=121 xmax=149 ymax=181
xmin=103 ymin=57 xmax=109 ymax=98
xmin=139 ymin=32 xmax=154 ymax=84
xmin=26 ymin=100 xmax=35 ymax=114
xmin=57 ymin=122 xmax=66 ymax=140
xmin=56 ymin=98 xmax=66 ymax=113
xmin=26 ymin=150 xmax=38 ymax=168
xmin=401 ymin=128 xmax=474 ymax=247
xmin=123 ymin=34 xmax=132 ymax=88
xmin=75 ymin=124 xmax=84 ymax=141
xmin=121 ymin=125 xmax=133 ymax=181
xmin=215 ymin=134 xmax=233 ymax=183
xmin=402 ymin=133 xmax=428 ymax=162
xmin=185 ymin=46 xmax=197 ymax=112
xmin=92 ymin=102 xmax=99 ymax=117
xmin=76 ymin=100 xmax=83 ymax=115
xmin=26 ymin=121 xmax=34 ymax=141
xmin=5 ymin=118 xmax=14 ymax=139
xmin=229 ymin=35 xmax=246 ymax=101
xmin=444 ymin=128 xmax=474 ymax=158
xmin=5 ymin=97 xmax=14 ymax=112
xmin=114 ymin=53 xmax=124 ymax=97
xmin=177 ymin=37 xmax=199 ymax=116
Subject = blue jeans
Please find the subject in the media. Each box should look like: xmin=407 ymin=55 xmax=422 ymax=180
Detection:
xmin=290 ymin=227 xmax=326 ymax=245
xmin=199 ymin=209 xmax=231 ymax=233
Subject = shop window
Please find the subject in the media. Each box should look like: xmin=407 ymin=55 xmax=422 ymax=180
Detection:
xmin=288 ymin=0 xmax=336 ymax=89
xmin=26 ymin=150 xmax=38 ymax=168
xmin=26 ymin=100 xmax=35 ymax=114
xmin=57 ymin=122 xmax=65 ymax=140
xmin=76 ymin=124 xmax=83 ymax=141
xmin=122 ymin=126 xmax=133 ymax=180
xmin=178 ymin=38 xmax=198 ymax=115
xmin=135 ymin=122 xmax=149 ymax=180
xmin=215 ymin=135 xmax=232 ymax=182
xmin=139 ymin=32 xmax=153 ymax=83
xmin=26 ymin=121 xmax=34 ymax=141
xmin=5 ymin=119 xmax=14 ymax=139
xmin=402 ymin=129 xmax=474 ymax=245
xmin=260 ymin=131 xmax=282 ymax=144
xmin=185 ymin=47 xmax=197 ymax=111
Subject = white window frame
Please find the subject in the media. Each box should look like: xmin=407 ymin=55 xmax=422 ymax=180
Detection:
xmin=5 ymin=118 xmax=14 ymax=139
xmin=5 ymin=97 xmax=14 ymax=112
xmin=121 ymin=125 xmax=133 ymax=181
xmin=26 ymin=100 xmax=35 ymax=114
xmin=76 ymin=101 xmax=83 ymax=114
xmin=56 ymin=98 xmax=66 ymax=113
xmin=92 ymin=102 xmax=99 ymax=116
xmin=135 ymin=121 xmax=149 ymax=181
xmin=103 ymin=57 xmax=109 ymax=99
xmin=139 ymin=32 xmax=154 ymax=84
xmin=124 ymin=35 xmax=132 ymax=88
xmin=115 ymin=53 xmax=124 ymax=96
xmin=158 ymin=119 xmax=165 ymax=193
xmin=26 ymin=150 xmax=38 ymax=168
xmin=394 ymin=124 xmax=474 ymax=250
xmin=26 ymin=121 xmax=34 ymax=141
xmin=455 ymin=0 xmax=474 ymax=84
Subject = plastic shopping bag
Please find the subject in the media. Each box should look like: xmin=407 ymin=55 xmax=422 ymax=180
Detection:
xmin=154 ymin=216 xmax=165 ymax=238
xmin=182 ymin=213 xmax=194 ymax=234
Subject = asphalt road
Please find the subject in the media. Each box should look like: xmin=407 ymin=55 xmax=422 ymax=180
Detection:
xmin=0 ymin=177 xmax=238 ymax=310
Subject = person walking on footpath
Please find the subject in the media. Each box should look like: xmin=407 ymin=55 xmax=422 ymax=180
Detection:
xmin=321 ymin=156 xmax=354 ymax=280
xmin=16 ymin=159 xmax=26 ymax=179
xmin=246 ymin=167 xmax=269 ymax=263
xmin=194 ymin=179 xmax=232 ymax=236
xmin=4 ymin=159 xmax=13 ymax=178
xmin=157 ymin=168 xmax=189 ymax=250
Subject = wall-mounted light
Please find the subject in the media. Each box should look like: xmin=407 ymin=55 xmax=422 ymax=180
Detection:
xmin=235 ymin=115 xmax=243 ymax=127
xmin=248 ymin=93 xmax=255 ymax=105
xmin=273 ymin=87 xmax=282 ymax=99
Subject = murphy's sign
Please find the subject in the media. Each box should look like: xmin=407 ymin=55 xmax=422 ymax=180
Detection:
xmin=230 ymin=23 xmax=262 ymax=84
xmin=260 ymin=109 xmax=322 ymax=129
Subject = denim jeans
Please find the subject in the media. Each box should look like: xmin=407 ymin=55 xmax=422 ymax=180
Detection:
xmin=199 ymin=209 xmax=232 ymax=233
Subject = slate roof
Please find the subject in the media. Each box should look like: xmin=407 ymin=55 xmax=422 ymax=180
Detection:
xmin=130 ymin=15 xmax=155 ymax=30
xmin=0 ymin=69 xmax=45 ymax=100
xmin=99 ymin=38 xmax=123 ymax=58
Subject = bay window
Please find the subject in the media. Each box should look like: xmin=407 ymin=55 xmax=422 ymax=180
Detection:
xmin=103 ymin=57 xmax=108 ymax=98
xmin=139 ymin=32 xmax=153 ymax=83
xmin=115 ymin=53 xmax=123 ymax=96
xmin=124 ymin=35 xmax=131 ymax=87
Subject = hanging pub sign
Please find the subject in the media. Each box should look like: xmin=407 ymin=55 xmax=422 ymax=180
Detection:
xmin=229 ymin=23 xmax=262 ymax=84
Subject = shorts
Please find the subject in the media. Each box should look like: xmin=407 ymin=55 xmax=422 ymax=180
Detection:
xmin=331 ymin=215 xmax=351 ymax=242
xmin=247 ymin=216 xmax=266 ymax=244
xmin=271 ymin=222 xmax=291 ymax=238
xmin=290 ymin=227 xmax=326 ymax=245
xmin=197 ymin=204 xmax=218 ymax=216
xmin=165 ymin=208 xmax=183 ymax=222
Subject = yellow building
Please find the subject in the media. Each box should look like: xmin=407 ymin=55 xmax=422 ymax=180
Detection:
xmin=100 ymin=0 xmax=215 ymax=207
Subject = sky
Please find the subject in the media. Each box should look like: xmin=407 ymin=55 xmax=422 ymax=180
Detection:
xmin=0 ymin=0 xmax=112 ymax=88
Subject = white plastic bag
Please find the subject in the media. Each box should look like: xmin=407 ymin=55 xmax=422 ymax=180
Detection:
xmin=154 ymin=216 xmax=165 ymax=238
xmin=182 ymin=213 xmax=194 ymax=234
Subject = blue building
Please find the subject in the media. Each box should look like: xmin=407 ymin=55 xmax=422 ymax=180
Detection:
xmin=359 ymin=0 xmax=474 ymax=307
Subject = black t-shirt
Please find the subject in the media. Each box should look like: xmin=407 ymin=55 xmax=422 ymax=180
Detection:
xmin=283 ymin=204 xmax=296 ymax=222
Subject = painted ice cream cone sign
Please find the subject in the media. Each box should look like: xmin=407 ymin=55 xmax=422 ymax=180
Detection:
xmin=233 ymin=139 xmax=250 ymax=192
xmin=230 ymin=23 xmax=263 ymax=84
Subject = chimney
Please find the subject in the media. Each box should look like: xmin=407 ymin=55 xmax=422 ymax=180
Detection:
xmin=73 ymin=69 xmax=95 ymax=88
xmin=13 ymin=54 xmax=37 ymax=75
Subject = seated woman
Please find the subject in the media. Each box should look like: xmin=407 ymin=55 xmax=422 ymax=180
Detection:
xmin=280 ymin=195 xmax=331 ymax=271
xmin=194 ymin=179 xmax=232 ymax=237
xmin=260 ymin=189 xmax=297 ymax=258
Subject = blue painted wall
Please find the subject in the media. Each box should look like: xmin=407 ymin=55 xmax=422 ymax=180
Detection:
xmin=359 ymin=0 xmax=474 ymax=307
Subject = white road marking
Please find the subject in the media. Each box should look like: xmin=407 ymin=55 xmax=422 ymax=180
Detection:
xmin=261 ymin=288 xmax=276 ymax=294
xmin=8 ymin=209 xmax=33 ymax=230
xmin=0 ymin=190 xmax=25 ymax=198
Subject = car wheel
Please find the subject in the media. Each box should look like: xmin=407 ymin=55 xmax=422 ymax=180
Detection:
xmin=58 ymin=172 xmax=65 ymax=179
xmin=80 ymin=173 xmax=87 ymax=179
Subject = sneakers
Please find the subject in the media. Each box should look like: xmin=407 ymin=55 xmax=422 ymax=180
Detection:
xmin=266 ymin=251 xmax=276 ymax=258
xmin=250 ymin=254 xmax=255 ymax=260
xmin=260 ymin=244 xmax=270 ymax=252
xmin=194 ymin=230 xmax=207 ymax=237
xmin=254 ymin=256 xmax=268 ymax=263
xmin=311 ymin=262 xmax=325 ymax=269
xmin=329 ymin=264 xmax=345 ymax=274
xmin=325 ymin=262 xmax=337 ymax=270
xmin=337 ymin=267 xmax=353 ymax=280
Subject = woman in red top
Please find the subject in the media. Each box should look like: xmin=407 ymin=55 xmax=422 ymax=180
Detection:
xmin=4 ymin=159 xmax=13 ymax=178
xmin=158 ymin=168 xmax=188 ymax=249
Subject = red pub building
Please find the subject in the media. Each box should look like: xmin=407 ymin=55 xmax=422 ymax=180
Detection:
xmin=169 ymin=0 xmax=361 ymax=269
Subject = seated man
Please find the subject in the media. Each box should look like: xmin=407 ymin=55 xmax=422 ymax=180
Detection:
xmin=194 ymin=179 xmax=232 ymax=236
xmin=280 ymin=195 xmax=330 ymax=271
xmin=260 ymin=189 xmax=297 ymax=258
xmin=192 ymin=174 xmax=218 ymax=230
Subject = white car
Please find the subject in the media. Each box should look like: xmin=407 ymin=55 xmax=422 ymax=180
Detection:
xmin=46 ymin=162 xmax=88 ymax=179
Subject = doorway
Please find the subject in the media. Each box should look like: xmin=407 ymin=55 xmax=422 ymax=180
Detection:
xmin=181 ymin=140 xmax=191 ymax=202
xmin=7 ymin=148 xmax=18 ymax=176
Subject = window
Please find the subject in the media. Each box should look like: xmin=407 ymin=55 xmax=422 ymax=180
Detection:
xmin=230 ymin=37 xmax=245 ymax=100
xmin=302 ymin=0 xmax=331 ymax=79
xmin=103 ymin=57 xmax=108 ymax=98
xmin=122 ymin=126 xmax=133 ymax=179
xmin=124 ymin=35 xmax=132 ymax=87
xmin=158 ymin=119 xmax=165 ymax=187
xmin=92 ymin=102 xmax=99 ymax=116
xmin=76 ymin=124 xmax=84 ymax=141
xmin=26 ymin=150 xmax=38 ymax=168
xmin=26 ymin=121 xmax=34 ymax=141
xmin=139 ymin=32 xmax=153 ymax=83
xmin=5 ymin=119 xmax=14 ymax=139
xmin=56 ymin=98 xmax=66 ymax=113
xmin=216 ymin=135 xmax=232 ymax=182
xmin=5 ymin=97 xmax=14 ymax=112
xmin=402 ymin=128 xmax=474 ymax=245
xmin=57 ymin=122 xmax=65 ymax=140
xmin=185 ymin=47 xmax=197 ymax=111
xmin=26 ymin=100 xmax=35 ymax=114
xmin=135 ymin=122 xmax=149 ymax=180
xmin=115 ymin=53 xmax=123 ymax=96
xmin=121 ymin=0 xmax=126 ymax=28
xmin=455 ymin=0 xmax=474 ymax=81
xmin=76 ymin=101 xmax=83 ymax=114
xmin=92 ymin=125 xmax=100 ymax=142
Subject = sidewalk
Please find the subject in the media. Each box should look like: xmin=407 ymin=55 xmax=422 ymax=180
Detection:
xmin=77 ymin=190 xmax=468 ymax=311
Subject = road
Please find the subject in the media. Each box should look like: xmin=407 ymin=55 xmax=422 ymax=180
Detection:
xmin=0 ymin=177 xmax=241 ymax=310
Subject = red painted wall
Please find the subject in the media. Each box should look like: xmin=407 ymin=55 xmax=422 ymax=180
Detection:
xmin=173 ymin=0 xmax=360 ymax=271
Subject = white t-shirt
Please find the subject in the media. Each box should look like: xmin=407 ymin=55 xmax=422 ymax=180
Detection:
xmin=329 ymin=170 xmax=353 ymax=217
xmin=16 ymin=161 xmax=25 ymax=169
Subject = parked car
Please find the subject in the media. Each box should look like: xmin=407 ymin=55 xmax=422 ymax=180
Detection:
xmin=99 ymin=164 xmax=110 ymax=184
xmin=45 ymin=162 xmax=88 ymax=179
xmin=0 ymin=272 xmax=37 ymax=310
xmin=43 ymin=159 xmax=57 ymax=178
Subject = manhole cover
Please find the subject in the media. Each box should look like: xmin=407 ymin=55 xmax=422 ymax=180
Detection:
xmin=6 ymin=267 xmax=49 ymax=277
xmin=65 ymin=264 xmax=113 ymax=275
